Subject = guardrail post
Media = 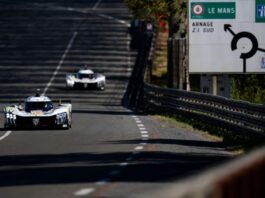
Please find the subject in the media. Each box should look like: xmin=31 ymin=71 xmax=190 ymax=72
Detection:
xmin=173 ymin=38 xmax=186 ymax=89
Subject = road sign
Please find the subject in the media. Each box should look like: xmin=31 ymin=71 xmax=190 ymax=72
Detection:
xmin=256 ymin=0 xmax=265 ymax=22
xmin=189 ymin=0 xmax=265 ymax=73
xmin=191 ymin=2 xmax=235 ymax=19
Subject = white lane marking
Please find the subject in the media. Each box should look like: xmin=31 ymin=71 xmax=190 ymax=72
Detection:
xmin=43 ymin=31 xmax=78 ymax=95
xmin=33 ymin=3 xmax=130 ymax=27
xmin=135 ymin=146 xmax=144 ymax=150
xmin=139 ymin=127 xmax=146 ymax=130
xmin=136 ymin=120 xmax=142 ymax=123
xmin=142 ymin=135 xmax=149 ymax=139
xmin=98 ymin=14 xmax=130 ymax=27
xmin=93 ymin=0 xmax=102 ymax=10
xmin=137 ymin=124 xmax=144 ymax=127
xmin=96 ymin=178 xmax=110 ymax=185
xmin=0 ymin=130 xmax=12 ymax=141
xmin=140 ymin=131 xmax=148 ymax=134
xmin=74 ymin=188 xmax=95 ymax=196
xmin=140 ymin=142 xmax=147 ymax=145
xmin=98 ymin=13 xmax=114 ymax=20
xmin=120 ymin=162 xmax=128 ymax=166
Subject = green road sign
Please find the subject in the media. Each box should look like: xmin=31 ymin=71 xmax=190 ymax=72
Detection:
xmin=191 ymin=2 xmax=236 ymax=19
xmin=256 ymin=0 xmax=265 ymax=22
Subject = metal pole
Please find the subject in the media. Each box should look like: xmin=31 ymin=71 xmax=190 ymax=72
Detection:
xmin=212 ymin=75 xmax=218 ymax=95
xmin=167 ymin=0 xmax=174 ymax=88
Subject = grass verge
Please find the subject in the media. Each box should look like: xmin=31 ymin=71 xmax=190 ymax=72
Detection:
xmin=144 ymin=110 xmax=264 ymax=154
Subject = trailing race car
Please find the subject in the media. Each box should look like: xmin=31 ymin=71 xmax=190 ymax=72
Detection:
xmin=4 ymin=92 xmax=72 ymax=129
xmin=66 ymin=68 xmax=106 ymax=90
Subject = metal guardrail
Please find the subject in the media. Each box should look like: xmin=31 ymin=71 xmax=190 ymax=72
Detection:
xmin=143 ymin=83 xmax=265 ymax=139
xmin=127 ymin=26 xmax=265 ymax=138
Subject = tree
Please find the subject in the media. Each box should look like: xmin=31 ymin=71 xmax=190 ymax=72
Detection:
xmin=230 ymin=75 xmax=265 ymax=104
xmin=124 ymin=0 xmax=187 ymax=34
xmin=124 ymin=0 xmax=168 ymax=23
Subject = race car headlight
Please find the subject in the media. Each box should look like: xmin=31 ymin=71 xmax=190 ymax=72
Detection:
xmin=56 ymin=112 xmax=67 ymax=125
xmin=67 ymin=79 xmax=75 ymax=85
xmin=6 ymin=113 xmax=16 ymax=120
xmin=56 ymin=112 xmax=67 ymax=118
xmin=6 ymin=113 xmax=16 ymax=125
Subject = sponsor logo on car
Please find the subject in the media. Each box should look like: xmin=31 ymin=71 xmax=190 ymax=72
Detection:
xmin=31 ymin=111 xmax=43 ymax=116
xmin=32 ymin=118 xmax=40 ymax=126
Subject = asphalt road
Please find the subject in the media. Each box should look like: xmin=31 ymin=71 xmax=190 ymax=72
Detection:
xmin=0 ymin=1 xmax=232 ymax=197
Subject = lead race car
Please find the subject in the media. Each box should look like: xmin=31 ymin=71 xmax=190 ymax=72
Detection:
xmin=66 ymin=67 xmax=106 ymax=90
xmin=4 ymin=91 xmax=72 ymax=129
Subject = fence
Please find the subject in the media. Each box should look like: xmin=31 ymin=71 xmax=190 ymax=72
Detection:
xmin=143 ymin=83 xmax=265 ymax=139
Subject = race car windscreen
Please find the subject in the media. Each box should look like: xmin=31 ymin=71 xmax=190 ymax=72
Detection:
xmin=78 ymin=73 xmax=94 ymax=79
xmin=25 ymin=102 xmax=53 ymax=112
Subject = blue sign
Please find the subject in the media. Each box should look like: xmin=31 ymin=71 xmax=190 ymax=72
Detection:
xmin=257 ymin=4 xmax=265 ymax=17
xmin=261 ymin=57 xmax=265 ymax=68
xmin=256 ymin=1 xmax=265 ymax=22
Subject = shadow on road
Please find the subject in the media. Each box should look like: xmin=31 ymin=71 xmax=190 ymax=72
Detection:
xmin=0 ymin=151 xmax=231 ymax=187
xmin=107 ymin=139 xmax=227 ymax=149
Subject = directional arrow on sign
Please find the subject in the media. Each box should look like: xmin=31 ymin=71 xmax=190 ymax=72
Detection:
xmin=224 ymin=24 xmax=235 ymax=36
xmin=224 ymin=24 xmax=265 ymax=72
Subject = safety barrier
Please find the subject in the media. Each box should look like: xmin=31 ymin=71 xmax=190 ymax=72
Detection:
xmin=143 ymin=83 xmax=265 ymax=139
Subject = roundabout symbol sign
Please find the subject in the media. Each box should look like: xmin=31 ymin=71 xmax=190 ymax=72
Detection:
xmin=224 ymin=24 xmax=265 ymax=73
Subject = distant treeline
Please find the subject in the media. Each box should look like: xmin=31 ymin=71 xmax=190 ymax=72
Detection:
xmin=230 ymin=75 xmax=265 ymax=104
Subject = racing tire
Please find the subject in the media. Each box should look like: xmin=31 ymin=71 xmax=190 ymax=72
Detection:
xmin=100 ymin=85 xmax=105 ymax=91
xmin=65 ymin=117 xmax=72 ymax=129
xmin=98 ymin=83 xmax=105 ymax=91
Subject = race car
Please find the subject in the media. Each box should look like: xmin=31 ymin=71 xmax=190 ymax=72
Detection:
xmin=4 ymin=92 xmax=72 ymax=129
xmin=66 ymin=68 xmax=106 ymax=90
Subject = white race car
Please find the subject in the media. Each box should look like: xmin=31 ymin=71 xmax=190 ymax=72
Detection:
xmin=4 ymin=92 xmax=72 ymax=129
xmin=66 ymin=68 xmax=106 ymax=90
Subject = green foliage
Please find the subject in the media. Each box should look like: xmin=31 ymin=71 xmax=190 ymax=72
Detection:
xmin=123 ymin=0 xmax=168 ymax=22
xmin=230 ymin=75 xmax=265 ymax=104
xmin=123 ymin=0 xmax=187 ymax=28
